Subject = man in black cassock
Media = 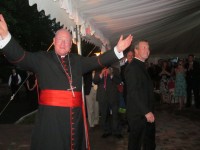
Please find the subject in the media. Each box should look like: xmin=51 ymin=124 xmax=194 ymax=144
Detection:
xmin=0 ymin=14 xmax=133 ymax=150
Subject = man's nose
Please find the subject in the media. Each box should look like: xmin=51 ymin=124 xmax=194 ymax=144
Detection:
xmin=60 ymin=40 xmax=66 ymax=47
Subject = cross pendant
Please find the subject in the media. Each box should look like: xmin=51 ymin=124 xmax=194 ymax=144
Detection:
xmin=67 ymin=85 xmax=76 ymax=97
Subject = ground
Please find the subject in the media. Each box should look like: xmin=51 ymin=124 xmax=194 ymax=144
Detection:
xmin=0 ymin=83 xmax=200 ymax=150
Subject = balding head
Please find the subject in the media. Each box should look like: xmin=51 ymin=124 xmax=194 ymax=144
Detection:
xmin=53 ymin=29 xmax=72 ymax=56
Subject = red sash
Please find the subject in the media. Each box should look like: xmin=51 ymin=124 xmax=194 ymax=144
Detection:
xmin=39 ymin=89 xmax=90 ymax=149
xmin=39 ymin=90 xmax=82 ymax=107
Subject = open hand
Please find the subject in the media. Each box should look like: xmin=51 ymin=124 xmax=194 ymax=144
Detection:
xmin=0 ymin=14 xmax=9 ymax=39
xmin=145 ymin=112 xmax=155 ymax=123
xmin=116 ymin=34 xmax=133 ymax=52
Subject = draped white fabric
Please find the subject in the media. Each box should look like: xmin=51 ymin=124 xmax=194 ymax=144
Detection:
xmin=28 ymin=0 xmax=200 ymax=56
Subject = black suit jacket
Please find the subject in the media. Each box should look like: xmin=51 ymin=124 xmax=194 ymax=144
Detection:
xmin=83 ymin=71 xmax=93 ymax=95
xmin=93 ymin=67 xmax=121 ymax=102
xmin=125 ymin=58 xmax=155 ymax=120
xmin=185 ymin=61 xmax=200 ymax=86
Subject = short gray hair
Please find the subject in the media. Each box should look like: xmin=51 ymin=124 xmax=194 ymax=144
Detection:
xmin=134 ymin=40 xmax=148 ymax=50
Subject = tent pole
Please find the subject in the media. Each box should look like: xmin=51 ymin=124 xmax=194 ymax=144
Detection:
xmin=76 ymin=25 xmax=90 ymax=150
xmin=77 ymin=25 xmax=82 ymax=55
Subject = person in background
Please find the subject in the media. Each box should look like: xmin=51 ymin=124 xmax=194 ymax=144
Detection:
xmin=0 ymin=14 xmax=132 ymax=150
xmin=8 ymin=68 xmax=21 ymax=102
xmin=120 ymin=50 xmax=134 ymax=131
xmin=120 ymin=50 xmax=134 ymax=104
xmin=125 ymin=40 xmax=156 ymax=150
xmin=174 ymin=60 xmax=187 ymax=110
xmin=185 ymin=54 xmax=200 ymax=108
xmin=148 ymin=63 xmax=158 ymax=88
xmin=159 ymin=61 xmax=171 ymax=103
xmin=93 ymin=66 xmax=123 ymax=139
xmin=84 ymin=70 xmax=99 ymax=129
xmin=26 ymin=71 xmax=38 ymax=110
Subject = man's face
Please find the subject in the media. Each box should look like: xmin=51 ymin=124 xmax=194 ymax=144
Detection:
xmin=135 ymin=41 xmax=150 ymax=61
xmin=188 ymin=56 xmax=193 ymax=63
xmin=127 ymin=51 xmax=134 ymax=63
xmin=53 ymin=30 xmax=72 ymax=56
xmin=12 ymin=69 xmax=16 ymax=74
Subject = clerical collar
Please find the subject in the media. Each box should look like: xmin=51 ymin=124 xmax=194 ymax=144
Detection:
xmin=134 ymin=57 xmax=145 ymax=62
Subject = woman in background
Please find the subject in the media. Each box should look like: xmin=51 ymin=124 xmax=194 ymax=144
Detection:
xmin=159 ymin=61 xmax=171 ymax=103
xmin=174 ymin=60 xmax=187 ymax=110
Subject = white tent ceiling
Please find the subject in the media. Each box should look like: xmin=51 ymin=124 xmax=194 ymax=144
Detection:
xmin=28 ymin=0 xmax=200 ymax=57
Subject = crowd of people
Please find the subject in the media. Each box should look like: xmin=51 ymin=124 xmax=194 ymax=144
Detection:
xmin=147 ymin=54 xmax=200 ymax=110
xmin=1 ymin=13 xmax=200 ymax=150
xmin=82 ymin=45 xmax=200 ymax=150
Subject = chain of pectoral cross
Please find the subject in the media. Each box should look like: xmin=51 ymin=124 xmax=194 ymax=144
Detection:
xmin=57 ymin=54 xmax=76 ymax=97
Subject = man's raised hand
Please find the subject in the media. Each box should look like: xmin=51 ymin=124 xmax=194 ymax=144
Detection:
xmin=116 ymin=34 xmax=133 ymax=52
xmin=0 ymin=14 xmax=9 ymax=40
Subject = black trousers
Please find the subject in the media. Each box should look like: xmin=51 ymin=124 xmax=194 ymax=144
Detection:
xmin=128 ymin=117 xmax=156 ymax=150
xmin=186 ymin=84 xmax=200 ymax=108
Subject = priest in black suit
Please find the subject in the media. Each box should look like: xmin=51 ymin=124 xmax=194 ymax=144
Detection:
xmin=125 ymin=40 xmax=156 ymax=150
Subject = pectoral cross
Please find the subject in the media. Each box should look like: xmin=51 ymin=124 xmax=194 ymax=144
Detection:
xmin=67 ymin=84 xmax=76 ymax=97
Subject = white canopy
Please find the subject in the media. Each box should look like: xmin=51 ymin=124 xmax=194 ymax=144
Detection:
xmin=28 ymin=0 xmax=200 ymax=57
